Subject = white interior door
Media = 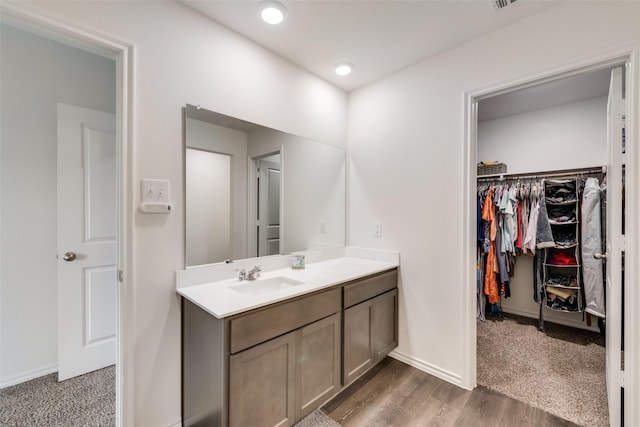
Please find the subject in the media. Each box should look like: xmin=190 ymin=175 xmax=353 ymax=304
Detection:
xmin=257 ymin=157 xmax=281 ymax=256
xmin=57 ymin=103 xmax=116 ymax=381
xmin=605 ymin=66 xmax=626 ymax=427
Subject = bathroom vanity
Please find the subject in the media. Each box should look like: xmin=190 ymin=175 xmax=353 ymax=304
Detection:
xmin=178 ymin=253 xmax=398 ymax=427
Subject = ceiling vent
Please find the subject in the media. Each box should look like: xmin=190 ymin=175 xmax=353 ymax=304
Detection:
xmin=493 ymin=0 xmax=517 ymax=10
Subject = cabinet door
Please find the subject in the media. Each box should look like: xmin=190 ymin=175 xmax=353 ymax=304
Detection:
xmin=296 ymin=313 xmax=341 ymax=419
xmin=373 ymin=289 xmax=398 ymax=362
xmin=229 ymin=331 xmax=296 ymax=427
xmin=343 ymin=300 xmax=374 ymax=385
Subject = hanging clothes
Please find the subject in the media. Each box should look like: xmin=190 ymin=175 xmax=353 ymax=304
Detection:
xmin=478 ymin=169 xmax=606 ymax=322
xmin=581 ymin=177 xmax=605 ymax=318
xmin=482 ymin=188 xmax=500 ymax=304
xmin=536 ymin=198 xmax=555 ymax=249
xmin=477 ymin=247 xmax=486 ymax=322
xmin=523 ymin=195 xmax=540 ymax=254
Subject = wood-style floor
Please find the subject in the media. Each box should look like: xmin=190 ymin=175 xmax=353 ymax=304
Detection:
xmin=323 ymin=358 xmax=579 ymax=427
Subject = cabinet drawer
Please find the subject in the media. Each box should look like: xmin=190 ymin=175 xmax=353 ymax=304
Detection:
xmin=230 ymin=287 xmax=341 ymax=354
xmin=343 ymin=269 xmax=397 ymax=308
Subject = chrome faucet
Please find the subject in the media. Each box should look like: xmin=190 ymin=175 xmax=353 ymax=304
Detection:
xmin=247 ymin=266 xmax=262 ymax=281
xmin=236 ymin=266 xmax=261 ymax=281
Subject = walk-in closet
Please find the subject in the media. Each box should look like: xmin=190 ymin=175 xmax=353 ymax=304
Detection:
xmin=475 ymin=64 xmax=627 ymax=426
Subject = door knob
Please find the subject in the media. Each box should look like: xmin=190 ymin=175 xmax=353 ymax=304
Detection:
xmin=593 ymin=252 xmax=607 ymax=260
xmin=62 ymin=252 xmax=77 ymax=262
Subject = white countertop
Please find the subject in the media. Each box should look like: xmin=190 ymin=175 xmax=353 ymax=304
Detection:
xmin=177 ymin=256 xmax=398 ymax=319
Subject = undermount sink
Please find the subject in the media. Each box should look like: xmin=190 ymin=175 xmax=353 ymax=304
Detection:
xmin=230 ymin=276 xmax=305 ymax=296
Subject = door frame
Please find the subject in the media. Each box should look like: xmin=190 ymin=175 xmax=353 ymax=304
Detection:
xmin=257 ymin=156 xmax=282 ymax=257
xmin=462 ymin=42 xmax=639 ymax=426
xmin=247 ymin=147 xmax=283 ymax=258
xmin=1 ymin=3 xmax=135 ymax=425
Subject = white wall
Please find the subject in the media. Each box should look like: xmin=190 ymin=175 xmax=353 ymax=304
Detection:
xmin=185 ymin=118 xmax=248 ymax=265
xmin=13 ymin=1 xmax=348 ymax=425
xmin=478 ymin=96 xmax=607 ymax=330
xmin=0 ymin=23 xmax=116 ymax=387
xmin=347 ymin=1 xmax=640 ymax=387
xmin=478 ymin=96 xmax=607 ymax=174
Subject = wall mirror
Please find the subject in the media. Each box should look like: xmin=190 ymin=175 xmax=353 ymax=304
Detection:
xmin=184 ymin=104 xmax=346 ymax=268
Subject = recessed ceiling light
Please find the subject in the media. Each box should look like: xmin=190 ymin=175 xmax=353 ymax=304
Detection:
xmin=260 ymin=1 xmax=287 ymax=25
xmin=335 ymin=63 xmax=353 ymax=76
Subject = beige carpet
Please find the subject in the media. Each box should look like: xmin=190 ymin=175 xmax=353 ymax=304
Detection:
xmin=477 ymin=314 xmax=608 ymax=426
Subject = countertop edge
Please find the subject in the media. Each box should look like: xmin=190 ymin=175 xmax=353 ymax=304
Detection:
xmin=177 ymin=260 xmax=398 ymax=319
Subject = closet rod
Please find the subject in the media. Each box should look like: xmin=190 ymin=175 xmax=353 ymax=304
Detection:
xmin=477 ymin=165 xmax=606 ymax=182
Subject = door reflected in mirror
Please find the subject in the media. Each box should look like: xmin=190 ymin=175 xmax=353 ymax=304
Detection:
xmin=254 ymin=153 xmax=281 ymax=257
xmin=184 ymin=105 xmax=345 ymax=268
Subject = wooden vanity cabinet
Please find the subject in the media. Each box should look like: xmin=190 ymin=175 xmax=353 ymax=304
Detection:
xmin=229 ymin=331 xmax=296 ymax=427
xmin=295 ymin=313 xmax=341 ymax=419
xmin=343 ymin=269 xmax=398 ymax=386
xmin=182 ymin=267 xmax=397 ymax=427
xmin=228 ymin=312 xmax=341 ymax=427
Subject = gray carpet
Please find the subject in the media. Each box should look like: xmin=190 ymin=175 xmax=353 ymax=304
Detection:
xmin=0 ymin=366 xmax=115 ymax=427
xmin=294 ymin=409 xmax=341 ymax=427
xmin=477 ymin=314 xmax=608 ymax=427
xmin=0 ymin=366 xmax=337 ymax=427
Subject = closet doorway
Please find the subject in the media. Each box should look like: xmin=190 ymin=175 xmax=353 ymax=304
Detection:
xmin=466 ymin=53 xmax=636 ymax=427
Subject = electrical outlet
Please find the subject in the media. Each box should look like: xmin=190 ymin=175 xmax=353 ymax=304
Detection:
xmin=374 ymin=222 xmax=382 ymax=237
xmin=320 ymin=220 xmax=327 ymax=234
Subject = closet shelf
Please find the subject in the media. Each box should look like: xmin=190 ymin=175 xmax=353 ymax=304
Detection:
xmin=546 ymin=200 xmax=578 ymax=206
xmin=544 ymin=263 xmax=581 ymax=268
xmin=545 ymin=306 xmax=581 ymax=313
xmin=549 ymin=220 xmax=579 ymax=225
xmin=554 ymin=243 xmax=579 ymax=249
xmin=545 ymin=283 xmax=581 ymax=290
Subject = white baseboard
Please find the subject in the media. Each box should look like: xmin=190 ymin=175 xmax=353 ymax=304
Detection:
xmin=502 ymin=306 xmax=600 ymax=332
xmin=0 ymin=364 xmax=57 ymax=389
xmin=389 ymin=350 xmax=463 ymax=387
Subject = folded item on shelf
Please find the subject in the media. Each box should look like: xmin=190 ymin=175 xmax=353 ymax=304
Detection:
xmin=546 ymin=286 xmax=578 ymax=300
xmin=546 ymin=296 xmax=579 ymax=311
xmin=547 ymin=205 xmax=577 ymax=223
xmin=554 ymin=232 xmax=577 ymax=247
xmin=547 ymin=252 xmax=578 ymax=265
xmin=546 ymin=274 xmax=578 ymax=287
xmin=549 ymin=213 xmax=577 ymax=223
xmin=546 ymin=193 xmax=577 ymax=203
xmin=545 ymin=185 xmax=577 ymax=203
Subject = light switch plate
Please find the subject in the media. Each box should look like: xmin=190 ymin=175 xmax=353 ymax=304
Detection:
xmin=141 ymin=179 xmax=170 ymax=204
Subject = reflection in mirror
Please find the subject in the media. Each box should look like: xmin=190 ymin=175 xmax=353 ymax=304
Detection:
xmin=255 ymin=153 xmax=281 ymax=256
xmin=184 ymin=104 xmax=345 ymax=268
xmin=185 ymin=148 xmax=232 ymax=266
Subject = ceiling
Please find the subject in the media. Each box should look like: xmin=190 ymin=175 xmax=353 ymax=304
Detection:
xmin=181 ymin=0 xmax=561 ymax=92
xmin=478 ymin=67 xmax=613 ymax=122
